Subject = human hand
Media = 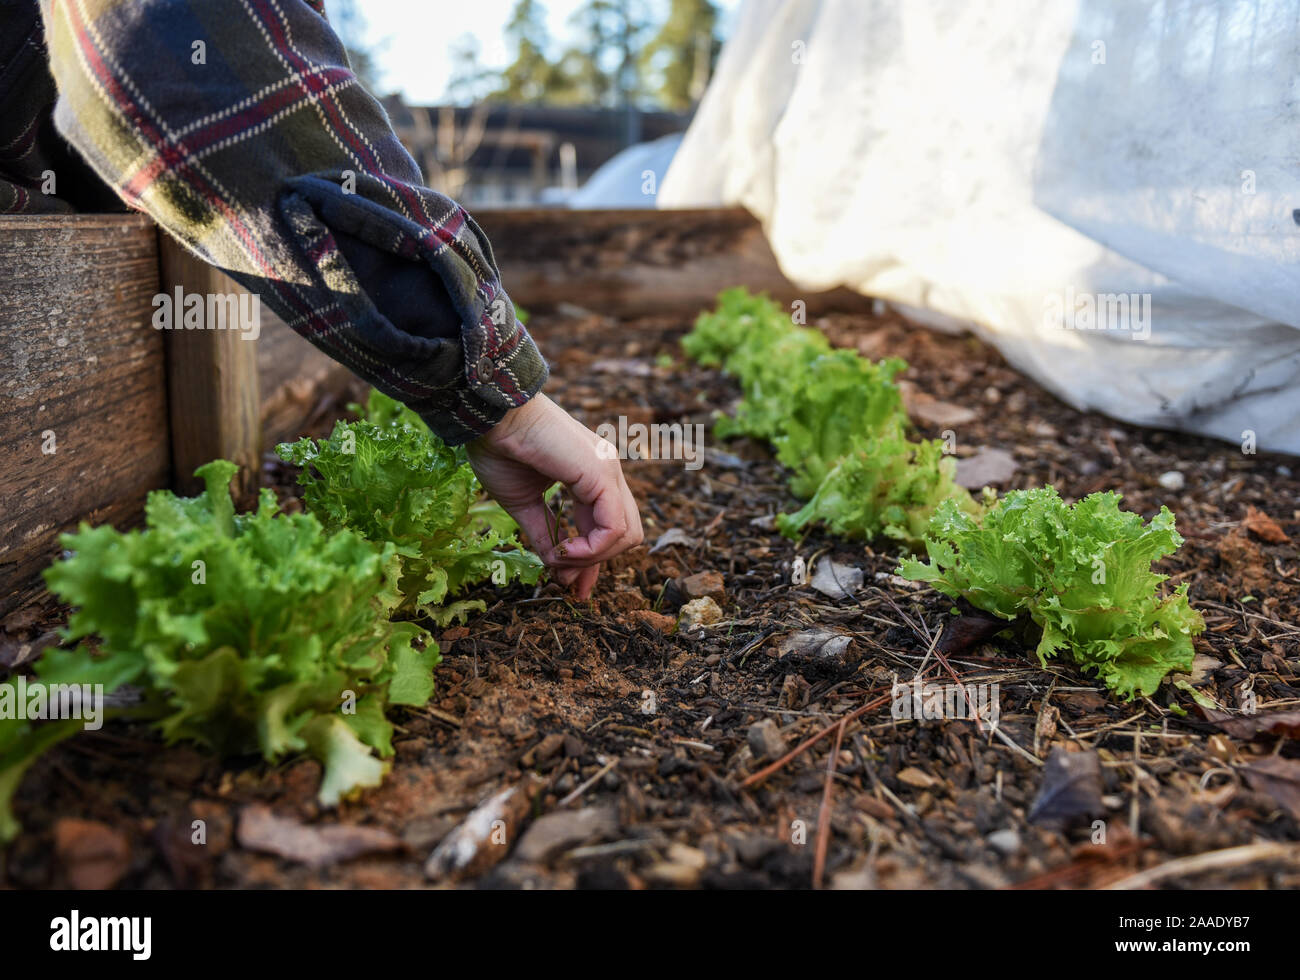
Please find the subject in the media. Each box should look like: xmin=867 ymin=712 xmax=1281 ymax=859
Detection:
xmin=466 ymin=393 xmax=643 ymax=599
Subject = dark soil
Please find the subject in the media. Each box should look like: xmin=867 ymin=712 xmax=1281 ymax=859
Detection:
xmin=3 ymin=304 xmax=1299 ymax=890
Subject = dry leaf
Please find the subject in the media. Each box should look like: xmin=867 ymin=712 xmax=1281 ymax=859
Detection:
xmin=776 ymin=628 xmax=852 ymax=659
xmin=1028 ymin=749 xmax=1104 ymax=827
xmin=809 ymin=559 xmax=862 ymax=600
xmin=1212 ymin=709 xmax=1300 ymax=741
xmin=1243 ymin=506 xmax=1289 ymax=544
xmin=1240 ymin=757 xmax=1300 ymax=820
xmin=237 ymin=805 xmax=402 ymax=869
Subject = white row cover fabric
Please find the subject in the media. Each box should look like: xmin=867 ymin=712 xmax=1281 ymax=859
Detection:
xmin=568 ymin=133 xmax=683 ymax=208
xmin=659 ymin=0 xmax=1300 ymax=455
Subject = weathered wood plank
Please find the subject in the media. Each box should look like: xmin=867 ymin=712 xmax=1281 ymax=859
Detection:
xmin=474 ymin=206 xmax=874 ymax=317
xmin=157 ymin=237 xmax=262 ymax=498
xmin=0 ymin=214 xmax=169 ymax=618
xmin=256 ymin=306 xmax=353 ymax=449
xmin=159 ymin=238 xmax=351 ymax=462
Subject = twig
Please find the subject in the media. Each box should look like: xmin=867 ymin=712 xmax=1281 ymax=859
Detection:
xmin=558 ymin=757 xmax=618 ymax=808
xmin=1106 ymin=842 xmax=1300 ymax=890
xmin=812 ymin=719 xmax=847 ymax=889
xmin=423 ymin=707 xmax=462 ymax=728
xmin=987 ymin=719 xmax=1044 ymax=767
xmin=740 ymin=690 xmax=890 ymax=789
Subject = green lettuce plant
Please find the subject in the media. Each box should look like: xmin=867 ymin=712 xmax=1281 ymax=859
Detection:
xmin=1 ymin=460 xmax=439 ymax=841
xmin=683 ymin=288 xmax=979 ymax=544
xmin=279 ymin=394 xmax=543 ymax=626
xmin=777 ymin=431 xmax=984 ymax=549
xmin=899 ymin=488 xmax=1205 ymax=698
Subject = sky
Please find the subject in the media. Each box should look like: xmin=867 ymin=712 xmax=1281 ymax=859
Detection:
xmin=325 ymin=0 xmax=743 ymax=104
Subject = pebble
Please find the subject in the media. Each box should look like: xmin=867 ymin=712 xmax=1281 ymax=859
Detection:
xmin=730 ymin=833 xmax=780 ymax=866
xmin=642 ymin=843 xmax=709 ymax=888
xmin=627 ymin=609 xmax=677 ymax=633
xmin=678 ymin=596 xmax=723 ymax=631
xmin=986 ymin=829 xmax=1022 ymax=856
xmin=955 ymin=448 xmax=1018 ymax=489
xmin=53 ymin=819 xmax=131 ymax=890
xmin=747 ymin=718 xmax=787 ymax=761
xmin=680 ymin=570 xmax=726 ymax=602
xmin=1158 ymin=470 xmax=1186 ymax=491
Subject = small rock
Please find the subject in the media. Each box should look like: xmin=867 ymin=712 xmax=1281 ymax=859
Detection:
xmin=53 ymin=819 xmax=131 ymax=890
xmin=627 ymin=609 xmax=677 ymax=633
xmin=809 ymin=559 xmax=863 ymax=600
xmin=986 ymin=829 xmax=1022 ymax=856
xmin=747 ymin=719 xmax=787 ymax=761
xmin=513 ymin=806 xmax=619 ymax=863
xmin=956 ymin=448 xmax=1018 ymax=489
xmin=829 ymin=860 xmax=877 ymax=890
xmin=911 ymin=400 xmax=977 ymax=428
xmin=642 ymin=843 xmax=709 ymax=887
xmin=1157 ymin=470 xmax=1186 ymax=491
xmin=897 ymin=767 xmax=938 ymax=790
xmin=678 ymin=596 xmax=723 ymax=631
xmin=873 ymin=571 xmax=923 ymax=591
xmin=730 ymin=833 xmax=780 ymax=866
xmin=522 ymin=733 xmax=566 ymax=767
xmin=959 ymin=861 xmax=1010 ymax=889
xmin=680 ymin=570 xmax=726 ymax=601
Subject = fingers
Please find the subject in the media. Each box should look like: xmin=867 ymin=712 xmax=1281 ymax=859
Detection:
xmin=552 ymin=565 xmax=582 ymax=589
xmin=573 ymin=564 xmax=600 ymax=600
xmin=508 ymin=500 xmax=562 ymax=561
xmin=545 ymin=458 xmax=643 ymax=567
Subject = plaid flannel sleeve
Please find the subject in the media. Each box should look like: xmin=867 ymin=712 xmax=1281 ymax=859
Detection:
xmin=37 ymin=0 xmax=547 ymax=444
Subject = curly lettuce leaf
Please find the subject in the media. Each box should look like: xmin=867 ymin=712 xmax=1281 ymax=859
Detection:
xmin=10 ymin=460 xmax=440 ymax=841
xmin=778 ymin=432 xmax=979 ymax=551
xmin=899 ymin=488 xmax=1204 ymax=698
xmin=278 ymin=414 xmax=543 ymax=622
xmin=684 ymin=289 xmax=981 ymax=549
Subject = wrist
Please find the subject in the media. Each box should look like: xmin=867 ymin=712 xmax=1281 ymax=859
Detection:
xmin=480 ymin=393 xmax=549 ymax=448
